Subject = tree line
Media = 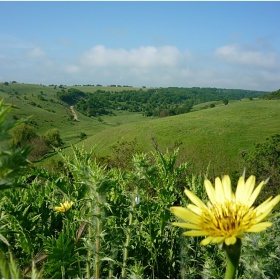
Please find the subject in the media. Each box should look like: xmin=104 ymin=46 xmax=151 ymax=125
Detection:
xmin=261 ymin=89 xmax=280 ymax=100
xmin=56 ymin=87 xmax=267 ymax=117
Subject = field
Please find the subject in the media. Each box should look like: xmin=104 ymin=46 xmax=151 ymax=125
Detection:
xmin=0 ymin=83 xmax=149 ymax=143
xmin=78 ymin=98 xmax=280 ymax=176
xmin=1 ymin=82 xmax=280 ymax=177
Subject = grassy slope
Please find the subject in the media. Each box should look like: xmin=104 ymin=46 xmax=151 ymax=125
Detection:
xmin=78 ymin=99 xmax=280 ymax=176
xmin=1 ymin=83 xmax=279 ymax=177
xmin=0 ymin=83 xmax=148 ymax=144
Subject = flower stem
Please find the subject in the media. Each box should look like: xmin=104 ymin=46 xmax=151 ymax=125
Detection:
xmin=223 ymin=238 xmax=242 ymax=279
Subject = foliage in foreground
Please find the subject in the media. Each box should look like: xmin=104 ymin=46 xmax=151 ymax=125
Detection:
xmin=0 ymin=145 xmax=279 ymax=279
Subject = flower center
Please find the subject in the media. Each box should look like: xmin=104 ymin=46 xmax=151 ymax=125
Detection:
xmin=200 ymin=201 xmax=256 ymax=237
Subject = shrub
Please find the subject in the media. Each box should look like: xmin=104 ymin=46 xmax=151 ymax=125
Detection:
xmin=80 ymin=132 xmax=87 ymax=140
xmin=44 ymin=129 xmax=63 ymax=148
xmin=28 ymin=136 xmax=50 ymax=160
xmin=243 ymin=133 xmax=280 ymax=207
xmin=9 ymin=123 xmax=37 ymax=147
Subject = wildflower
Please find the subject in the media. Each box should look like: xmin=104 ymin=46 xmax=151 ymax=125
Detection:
xmin=171 ymin=175 xmax=280 ymax=246
xmin=54 ymin=201 xmax=73 ymax=213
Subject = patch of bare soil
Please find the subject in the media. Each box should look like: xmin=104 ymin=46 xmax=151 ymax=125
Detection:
xmin=70 ymin=106 xmax=78 ymax=121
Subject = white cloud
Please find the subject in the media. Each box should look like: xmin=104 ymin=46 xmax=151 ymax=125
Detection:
xmin=0 ymin=33 xmax=34 ymax=49
xmin=79 ymin=45 xmax=189 ymax=68
xmin=62 ymin=64 xmax=80 ymax=74
xmin=25 ymin=47 xmax=46 ymax=58
xmin=214 ymin=43 xmax=277 ymax=68
xmin=1 ymin=41 xmax=279 ymax=91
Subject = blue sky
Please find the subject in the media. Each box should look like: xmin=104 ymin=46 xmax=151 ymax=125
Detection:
xmin=0 ymin=1 xmax=280 ymax=91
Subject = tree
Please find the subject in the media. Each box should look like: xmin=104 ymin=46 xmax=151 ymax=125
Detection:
xmin=223 ymin=99 xmax=229 ymax=105
xmin=9 ymin=123 xmax=37 ymax=147
xmin=44 ymin=129 xmax=63 ymax=148
xmin=28 ymin=136 xmax=50 ymax=160
xmin=0 ymin=100 xmax=32 ymax=190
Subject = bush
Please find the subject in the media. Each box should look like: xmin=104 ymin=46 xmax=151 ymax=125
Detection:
xmin=44 ymin=129 xmax=63 ymax=148
xmin=9 ymin=123 xmax=37 ymax=147
xmin=28 ymin=136 xmax=50 ymax=160
xmin=80 ymin=132 xmax=87 ymax=140
xmin=243 ymin=133 xmax=280 ymax=206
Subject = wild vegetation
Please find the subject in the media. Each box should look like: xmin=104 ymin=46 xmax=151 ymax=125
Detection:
xmin=261 ymin=88 xmax=280 ymax=100
xmin=56 ymin=86 xmax=266 ymax=117
xmin=0 ymin=82 xmax=280 ymax=278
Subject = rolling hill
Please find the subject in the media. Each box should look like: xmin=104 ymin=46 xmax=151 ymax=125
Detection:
xmin=1 ymin=82 xmax=279 ymax=177
xmin=77 ymin=99 xmax=280 ymax=177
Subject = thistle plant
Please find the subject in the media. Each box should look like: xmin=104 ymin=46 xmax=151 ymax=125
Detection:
xmin=171 ymin=173 xmax=280 ymax=278
xmin=58 ymin=145 xmax=113 ymax=278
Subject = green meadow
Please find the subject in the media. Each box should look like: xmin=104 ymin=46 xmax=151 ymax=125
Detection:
xmin=1 ymin=82 xmax=279 ymax=177
xmin=0 ymin=83 xmax=147 ymax=142
xmin=78 ymin=98 xmax=280 ymax=176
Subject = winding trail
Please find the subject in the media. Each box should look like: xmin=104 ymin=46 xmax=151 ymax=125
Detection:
xmin=70 ymin=106 xmax=79 ymax=121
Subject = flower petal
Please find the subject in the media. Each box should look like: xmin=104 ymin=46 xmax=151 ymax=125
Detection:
xmin=172 ymin=222 xmax=200 ymax=229
xmin=255 ymin=195 xmax=280 ymax=216
xmin=204 ymin=179 xmax=216 ymax=204
xmin=254 ymin=196 xmax=272 ymax=214
xmin=182 ymin=230 xmax=208 ymax=237
xmin=212 ymin=236 xmax=226 ymax=244
xmin=222 ymin=175 xmax=232 ymax=201
xmin=247 ymin=180 xmax=264 ymax=207
xmin=200 ymin=236 xmax=213 ymax=245
xmin=225 ymin=236 xmax=237 ymax=245
xmin=184 ymin=189 xmax=207 ymax=209
xmin=246 ymin=222 xmax=273 ymax=232
xmin=254 ymin=208 xmax=274 ymax=224
xmin=215 ymin=177 xmax=225 ymax=203
xmin=170 ymin=207 xmax=199 ymax=224
xmin=187 ymin=204 xmax=203 ymax=215
xmin=235 ymin=176 xmax=245 ymax=202
xmin=242 ymin=175 xmax=256 ymax=203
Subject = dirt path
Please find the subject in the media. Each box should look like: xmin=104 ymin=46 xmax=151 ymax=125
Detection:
xmin=70 ymin=106 xmax=78 ymax=121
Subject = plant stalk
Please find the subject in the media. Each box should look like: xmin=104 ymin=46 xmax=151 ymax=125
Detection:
xmin=122 ymin=193 xmax=137 ymax=278
xmin=95 ymin=193 xmax=101 ymax=279
xmin=86 ymin=204 xmax=93 ymax=279
xmin=223 ymin=238 xmax=242 ymax=279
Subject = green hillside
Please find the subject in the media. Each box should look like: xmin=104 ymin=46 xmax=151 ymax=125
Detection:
xmin=0 ymin=82 xmax=148 ymax=144
xmin=77 ymin=99 xmax=280 ymax=176
xmin=1 ymin=82 xmax=279 ymax=177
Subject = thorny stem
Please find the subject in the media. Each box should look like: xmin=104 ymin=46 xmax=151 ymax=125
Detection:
xmin=95 ymin=193 xmax=101 ymax=279
xmin=86 ymin=198 xmax=93 ymax=279
xmin=121 ymin=189 xmax=138 ymax=278
xmin=223 ymin=238 xmax=242 ymax=279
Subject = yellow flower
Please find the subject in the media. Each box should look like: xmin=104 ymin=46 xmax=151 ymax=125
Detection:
xmin=54 ymin=201 xmax=73 ymax=213
xmin=171 ymin=175 xmax=280 ymax=246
